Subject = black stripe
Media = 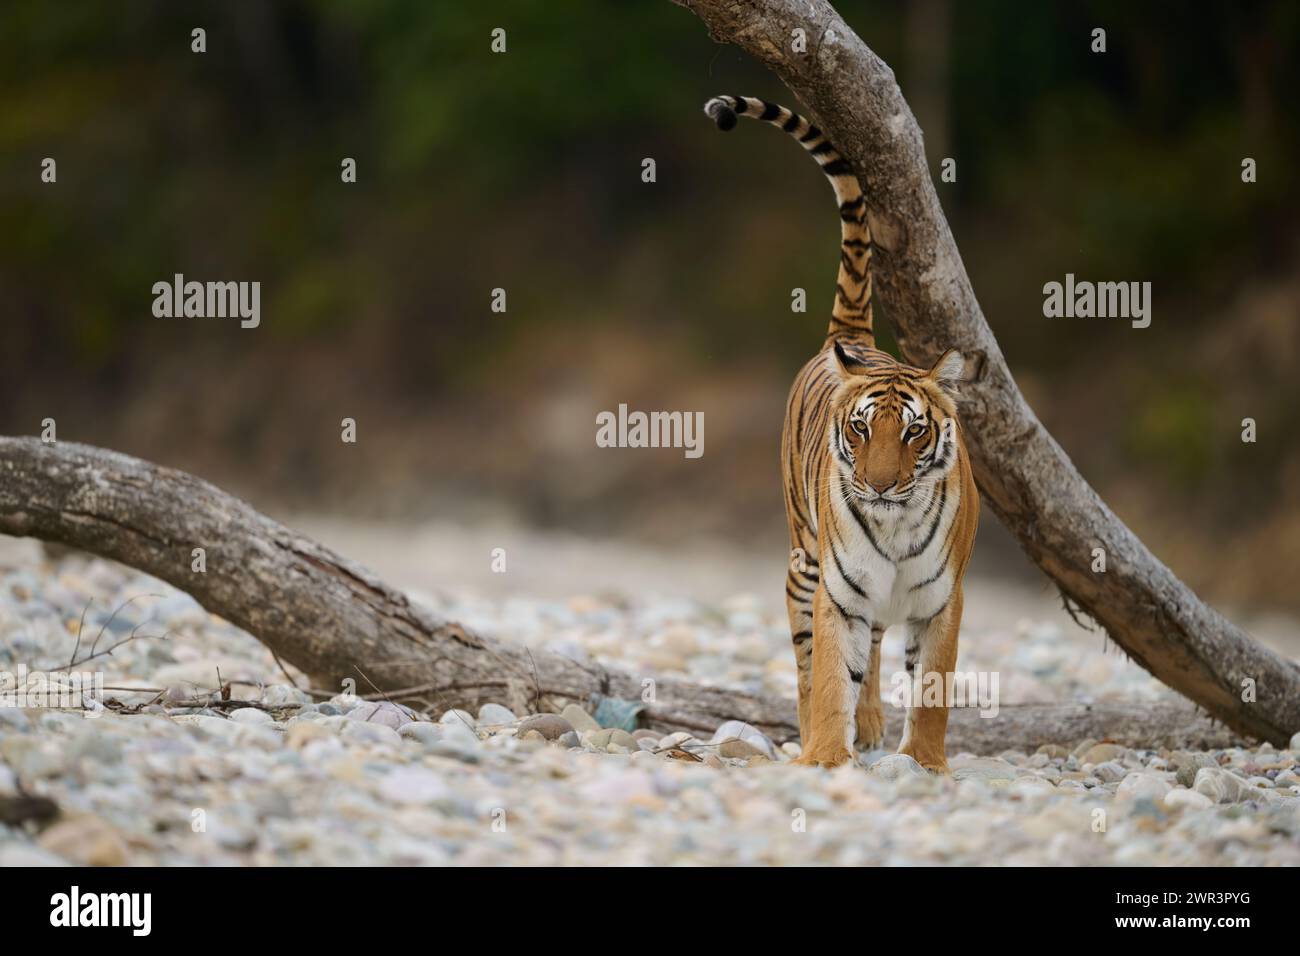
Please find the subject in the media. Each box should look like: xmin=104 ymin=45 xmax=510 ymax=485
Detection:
xmin=822 ymin=159 xmax=852 ymax=176
xmin=732 ymin=96 xmax=749 ymax=114
xmin=791 ymin=565 xmax=820 ymax=585
xmin=760 ymin=100 xmax=781 ymax=121
xmin=792 ymin=630 xmax=813 ymax=644
xmin=787 ymin=574 xmax=815 ymax=596
xmin=908 ymin=599 xmax=949 ymax=628
xmin=846 ymin=498 xmax=892 ymax=561
xmin=909 ymin=540 xmax=954 ymax=591
xmin=830 ymin=543 xmax=868 ymax=600
xmin=782 ymin=112 xmax=801 ymax=132
xmin=825 ymin=587 xmax=868 ymax=627
xmin=903 ymin=483 xmax=947 ymax=559
xmin=848 ymin=667 xmax=864 ymax=684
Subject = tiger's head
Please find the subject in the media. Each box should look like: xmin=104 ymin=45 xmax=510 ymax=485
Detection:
xmin=827 ymin=343 xmax=965 ymax=508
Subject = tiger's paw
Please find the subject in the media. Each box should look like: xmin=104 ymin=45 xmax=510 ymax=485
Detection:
xmin=792 ymin=746 xmax=854 ymax=769
xmin=898 ymin=747 xmax=949 ymax=775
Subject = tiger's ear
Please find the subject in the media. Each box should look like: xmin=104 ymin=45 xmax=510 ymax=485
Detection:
xmin=832 ymin=339 xmax=869 ymax=378
xmin=926 ymin=349 xmax=965 ymax=395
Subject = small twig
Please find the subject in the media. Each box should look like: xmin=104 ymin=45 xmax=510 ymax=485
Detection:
xmin=87 ymin=593 xmax=164 ymax=660
xmin=1058 ymin=587 xmax=1096 ymax=633
xmin=69 ymin=597 xmax=94 ymax=669
xmin=355 ymin=665 xmax=474 ymax=733
xmin=51 ymin=625 xmax=174 ymax=672
xmin=352 ymin=666 xmax=395 ymax=706
xmin=269 ymin=649 xmax=301 ymax=690
xmin=524 ymin=647 xmax=543 ymax=713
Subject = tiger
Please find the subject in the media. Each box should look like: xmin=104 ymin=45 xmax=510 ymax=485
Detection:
xmin=703 ymin=94 xmax=979 ymax=772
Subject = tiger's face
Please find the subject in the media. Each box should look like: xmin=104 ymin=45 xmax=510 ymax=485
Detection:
xmin=828 ymin=347 xmax=964 ymax=508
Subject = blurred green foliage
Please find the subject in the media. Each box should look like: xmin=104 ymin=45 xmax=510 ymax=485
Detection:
xmin=0 ymin=1 xmax=1297 ymax=563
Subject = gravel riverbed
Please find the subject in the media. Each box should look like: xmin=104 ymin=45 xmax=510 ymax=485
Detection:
xmin=1 ymin=540 xmax=1298 ymax=866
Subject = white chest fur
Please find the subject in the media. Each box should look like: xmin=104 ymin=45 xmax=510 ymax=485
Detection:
xmin=821 ymin=478 xmax=956 ymax=630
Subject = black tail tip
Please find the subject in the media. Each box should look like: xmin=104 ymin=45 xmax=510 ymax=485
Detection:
xmin=705 ymin=99 xmax=737 ymax=131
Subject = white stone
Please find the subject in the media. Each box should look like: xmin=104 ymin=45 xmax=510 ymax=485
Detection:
xmin=1163 ymin=788 xmax=1214 ymax=811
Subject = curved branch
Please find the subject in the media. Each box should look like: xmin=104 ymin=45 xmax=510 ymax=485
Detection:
xmin=0 ymin=437 xmax=1242 ymax=752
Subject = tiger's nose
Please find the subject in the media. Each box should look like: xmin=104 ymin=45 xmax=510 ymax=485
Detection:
xmin=868 ymin=479 xmax=894 ymax=494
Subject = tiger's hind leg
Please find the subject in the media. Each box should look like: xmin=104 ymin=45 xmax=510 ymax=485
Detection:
xmin=785 ymin=547 xmax=818 ymax=744
xmin=854 ymin=627 xmax=885 ymax=750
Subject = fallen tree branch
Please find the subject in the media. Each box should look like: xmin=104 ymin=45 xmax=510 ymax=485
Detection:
xmin=0 ymin=437 xmax=1247 ymax=752
xmin=670 ymin=0 xmax=1300 ymax=746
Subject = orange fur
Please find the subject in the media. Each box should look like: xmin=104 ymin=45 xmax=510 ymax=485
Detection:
xmin=704 ymin=94 xmax=979 ymax=772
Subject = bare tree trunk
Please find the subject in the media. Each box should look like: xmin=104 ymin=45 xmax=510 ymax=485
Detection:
xmin=0 ymin=437 xmax=1243 ymax=752
xmin=670 ymin=0 xmax=1300 ymax=745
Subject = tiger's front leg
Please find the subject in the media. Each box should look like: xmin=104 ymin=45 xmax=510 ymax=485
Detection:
xmin=854 ymin=627 xmax=886 ymax=750
xmin=897 ymin=588 xmax=963 ymax=774
xmin=792 ymin=585 xmax=862 ymax=768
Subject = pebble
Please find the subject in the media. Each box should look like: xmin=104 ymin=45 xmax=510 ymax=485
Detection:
xmin=1174 ymin=752 xmax=1218 ymax=788
xmin=718 ymin=739 xmax=766 ymax=760
xmin=437 ymin=721 xmax=480 ymax=751
xmin=286 ymin=721 xmax=332 ymax=749
xmin=1093 ymin=761 xmax=1127 ymax=783
xmin=1163 ymin=788 xmax=1214 ymax=811
xmin=38 ymin=815 xmax=128 ymax=866
xmin=438 ymin=708 xmax=476 ymax=729
xmin=377 ymin=766 xmax=450 ymax=805
xmin=560 ymin=704 xmax=601 ymax=733
xmin=340 ymin=721 xmax=402 ymax=747
xmin=1116 ymin=772 xmax=1172 ymax=802
xmin=1082 ymin=743 xmax=1126 ymax=765
xmin=348 ymin=701 xmax=415 ymax=729
xmin=586 ymin=728 xmax=638 ymax=751
xmin=4 ymin=546 xmax=1298 ymax=866
xmin=950 ymin=756 xmax=1017 ymax=782
xmin=397 ymin=722 xmax=444 ymax=746
xmin=1193 ymin=766 xmax=1252 ymax=804
xmin=477 ymin=703 xmax=517 ymax=726
xmin=708 ymin=720 xmax=777 ymax=759
xmin=870 ymin=754 xmax=927 ymax=779
xmin=515 ymin=714 xmax=574 ymax=741
xmin=0 ymin=844 xmax=67 ymax=866
xmin=262 ymin=684 xmax=309 ymax=707
xmin=0 ymin=709 xmax=31 ymax=731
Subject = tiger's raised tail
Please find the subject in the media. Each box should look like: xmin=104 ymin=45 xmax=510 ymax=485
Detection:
xmin=704 ymin=95 xmax=873 ymax=343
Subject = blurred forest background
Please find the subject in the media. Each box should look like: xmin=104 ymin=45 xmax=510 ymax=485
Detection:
xmin=1 ymin=1 xmax=1297 ymax=611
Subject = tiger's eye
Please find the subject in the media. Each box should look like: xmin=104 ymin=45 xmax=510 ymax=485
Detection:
xmin=906 ymin=423 xmax=925 ymax=437
xmin=851 ymin=420 xmax=866 ymax=435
